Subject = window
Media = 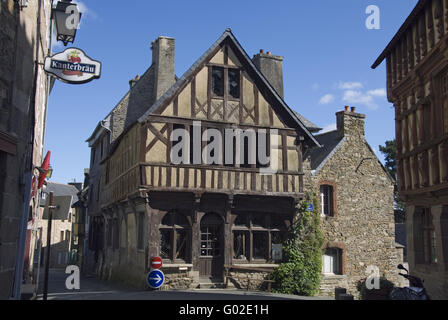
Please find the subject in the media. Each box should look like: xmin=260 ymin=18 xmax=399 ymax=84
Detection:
xmin=66 ymin=230 xmax=71 ymax=241
xmin=232 ymin=213 xmax=286 ymax=262
xmin=60 ymin=231 xmax=64 ymax=242
xmin=97 ymin=182 xmax=100 ymax=202
xmin=107 ymin=219 xmax=112 ymax=248
xmin=441 ymin=207 xmax=448 ymax=271
xmin=211 ymin=66 xmax=240 ymax=99
xmin=322 ymin=248 xmax=342 ymax=275
xmin=159 ymin=211 xmax=191 ymax=262
xmin=228 ymin=69 xmax=240 ymax=99
xmin=414 ymin=207 xmax=437 ymax=264
xmin=212 ymin=67 xmax=224 ymax=97
xmin=137 ymin=213 xmax=145 ymax=250
xmin=113 ymin=219 xmax=119 ymax=250
xmin=91 ymin=147 xmax=96 ymax=165
xmin=442 ymin=73 xmax=448 ymax=133
xmin=320 ymin=185 xmax=334 ymax=217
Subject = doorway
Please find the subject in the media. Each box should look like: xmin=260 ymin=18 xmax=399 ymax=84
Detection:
xmin=199 ymin=213 xmax=224 ymax=280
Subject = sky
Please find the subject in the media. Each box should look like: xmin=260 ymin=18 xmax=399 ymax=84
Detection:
xmin=44 ymin=0 xmax=419 ymax=184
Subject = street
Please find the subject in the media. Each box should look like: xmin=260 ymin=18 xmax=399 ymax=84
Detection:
xmin=35 ymin=269 xmax=332 ymax=300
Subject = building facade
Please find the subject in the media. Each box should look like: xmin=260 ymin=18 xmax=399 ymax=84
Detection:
xmin=306 ymin=108 xmax=404 ymax=297
xmin=34 ymin=182 xmax=79 ymax=269
xmin=372 ymin=0 xmax=448 ymax=299
xmin=0 ymin=0 xmax=52 ymax=299
xmin=86 ymin=30 xmax=321 ymax=289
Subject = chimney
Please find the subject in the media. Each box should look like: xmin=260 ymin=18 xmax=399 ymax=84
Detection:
xmin=336 ymin=106 xmax=366 ymax=138
xmin=129 ymin=75 xmax=140 ymax=89
xmin=151 ymin=36 xmax=175 ymax=100
xmin=252 ymin=50 xmax=284 ymax=98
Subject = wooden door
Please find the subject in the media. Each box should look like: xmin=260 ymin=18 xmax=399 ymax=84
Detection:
xmin=199 ymin=213 xmax=224 ymax=279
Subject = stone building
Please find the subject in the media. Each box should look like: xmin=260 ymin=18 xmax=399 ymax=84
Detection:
xmin=35 ymin=182 xmax=79 ymax=269
xmin=306 ymin=107 xmax=403 ymax=297
xmin=372 ymin=0 xmax=448 ymax=299
xmin=0 ymin=0 xmax=52 ymax=299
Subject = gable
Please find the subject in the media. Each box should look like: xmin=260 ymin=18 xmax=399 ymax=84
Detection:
xmin=156 ymin=43 xmax=289 ymax=129
xmin=138 ymin=29 xmax=320 ymax=148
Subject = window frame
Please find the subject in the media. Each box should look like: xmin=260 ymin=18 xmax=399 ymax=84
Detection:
xmin=232 ymin=212 xmax=286 ymax=263
xmin=210 ymin=65 xmax=241 ymax=101
xmin=319 ymin=181 xmax=337 ymax=218
xmin=159 ymin=211 xmax=191 ymax=263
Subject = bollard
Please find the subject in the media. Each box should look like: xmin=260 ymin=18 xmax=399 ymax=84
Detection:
xmin=335 ymin=287 xmax=347 ymax=300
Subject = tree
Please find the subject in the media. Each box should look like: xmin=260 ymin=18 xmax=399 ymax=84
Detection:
xmin=272 ymin=193 xmax=324 ymax=296
xmin=379 ymin=139 xmax=405 ymax=223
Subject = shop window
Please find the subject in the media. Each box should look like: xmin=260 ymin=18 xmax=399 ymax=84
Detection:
xmin=159 ymin=211 xmax=190 ymax=262
xmin=233 ymin=231 xmax=249 ymax=260
xmin=232 ymin=213 xmax=287 ymax=262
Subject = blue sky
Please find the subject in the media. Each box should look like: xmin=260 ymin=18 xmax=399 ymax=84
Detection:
xmin=45 ymin=0 xmax=418 ymax=184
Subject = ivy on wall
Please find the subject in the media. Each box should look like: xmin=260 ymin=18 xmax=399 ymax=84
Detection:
xmin=272 ymin=193 xmax=324 ymax=296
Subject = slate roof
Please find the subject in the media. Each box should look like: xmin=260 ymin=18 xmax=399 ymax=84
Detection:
xmin=307 ymin=130 xmax=344 ymax=171
xmin=293 ymin=111 xmax=322 ymax=133
xmin=40 ymin=182 xmax=80 ymax=207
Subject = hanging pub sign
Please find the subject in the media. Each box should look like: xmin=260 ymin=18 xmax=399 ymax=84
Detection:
xmin=44 ymin=48 xmax=101 ymax=84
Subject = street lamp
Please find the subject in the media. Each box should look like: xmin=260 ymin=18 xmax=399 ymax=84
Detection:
xmin=52 ymin=0 xmax=82 ymax=46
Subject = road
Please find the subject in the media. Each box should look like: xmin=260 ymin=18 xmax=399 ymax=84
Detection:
xmin=35 ymin=269 xmax=332 ymax=300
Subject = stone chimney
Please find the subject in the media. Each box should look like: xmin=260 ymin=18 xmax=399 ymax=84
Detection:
xmin=252 ymin=50 xmax=284 ymax=98
xmin=336 ymin=106 xmax=366 ymax=138
xmin=151 ymin=36 xmax=175 ymax=100
xmin=129 ymin=75 xmax=140 ymax=89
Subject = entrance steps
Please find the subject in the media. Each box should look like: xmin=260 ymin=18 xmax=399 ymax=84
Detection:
xmin=196 ymin=277 xmax=226 ymax=289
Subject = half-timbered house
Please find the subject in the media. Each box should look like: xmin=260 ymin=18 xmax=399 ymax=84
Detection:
xmin=86 ymin=29 xmax=322 ymax=288
xmin=372 ymin=0 xmax=448 ymax=299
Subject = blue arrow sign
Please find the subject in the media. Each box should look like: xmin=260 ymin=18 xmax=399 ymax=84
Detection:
xmin=147 ymin=269 xmax=165 ymax=289
xmin=306 ymin=204 xmax=314 ymax=212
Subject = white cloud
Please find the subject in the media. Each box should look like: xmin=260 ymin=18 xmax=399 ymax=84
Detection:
xmin=367 ymin=88 xmax=387 ymax=97
xmin=338 ymin=82 xmax=364 ymax=90
xmin=342 ymin=90 xmax=378 ymax=110
xmin=319 ymin=123 xmax=337 ymax=134
xmin=319 ymin=94 xmax=335 ymax=105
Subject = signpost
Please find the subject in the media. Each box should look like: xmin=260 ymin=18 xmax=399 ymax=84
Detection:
xmin=147 ymin=256 xmax=165 ymax=290
xmin=44 ymin=48 xmax=101 ymax=84
xmin=146 ymin=269 xmax=165 ymax=290
xmin=150 ymin=256 xmax=163 ymax=270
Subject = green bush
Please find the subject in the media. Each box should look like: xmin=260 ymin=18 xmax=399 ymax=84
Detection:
xmin=272 ymin=194 xmax=324 ymax=296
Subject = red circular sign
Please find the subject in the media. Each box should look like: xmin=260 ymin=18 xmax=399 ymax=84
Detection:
xmin=151 ymin=256 xmax=163 ymax=269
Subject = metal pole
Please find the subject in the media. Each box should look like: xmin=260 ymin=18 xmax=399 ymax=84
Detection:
xmin=43 ymin=192 xmax=54 ymax=301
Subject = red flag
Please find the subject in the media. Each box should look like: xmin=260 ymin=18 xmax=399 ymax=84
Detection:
xmin=38 ymin=151 xmax=51 ymax=189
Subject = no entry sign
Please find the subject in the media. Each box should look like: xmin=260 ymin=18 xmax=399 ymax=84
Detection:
xmin=151 ymin=256 xmax=163 ymax=270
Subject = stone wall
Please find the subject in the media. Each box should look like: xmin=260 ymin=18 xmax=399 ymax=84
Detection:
xmin=227 ymin=271 xmax=271 ymax=291
xmin=0 ymin=0 xmax=51 ymax=299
